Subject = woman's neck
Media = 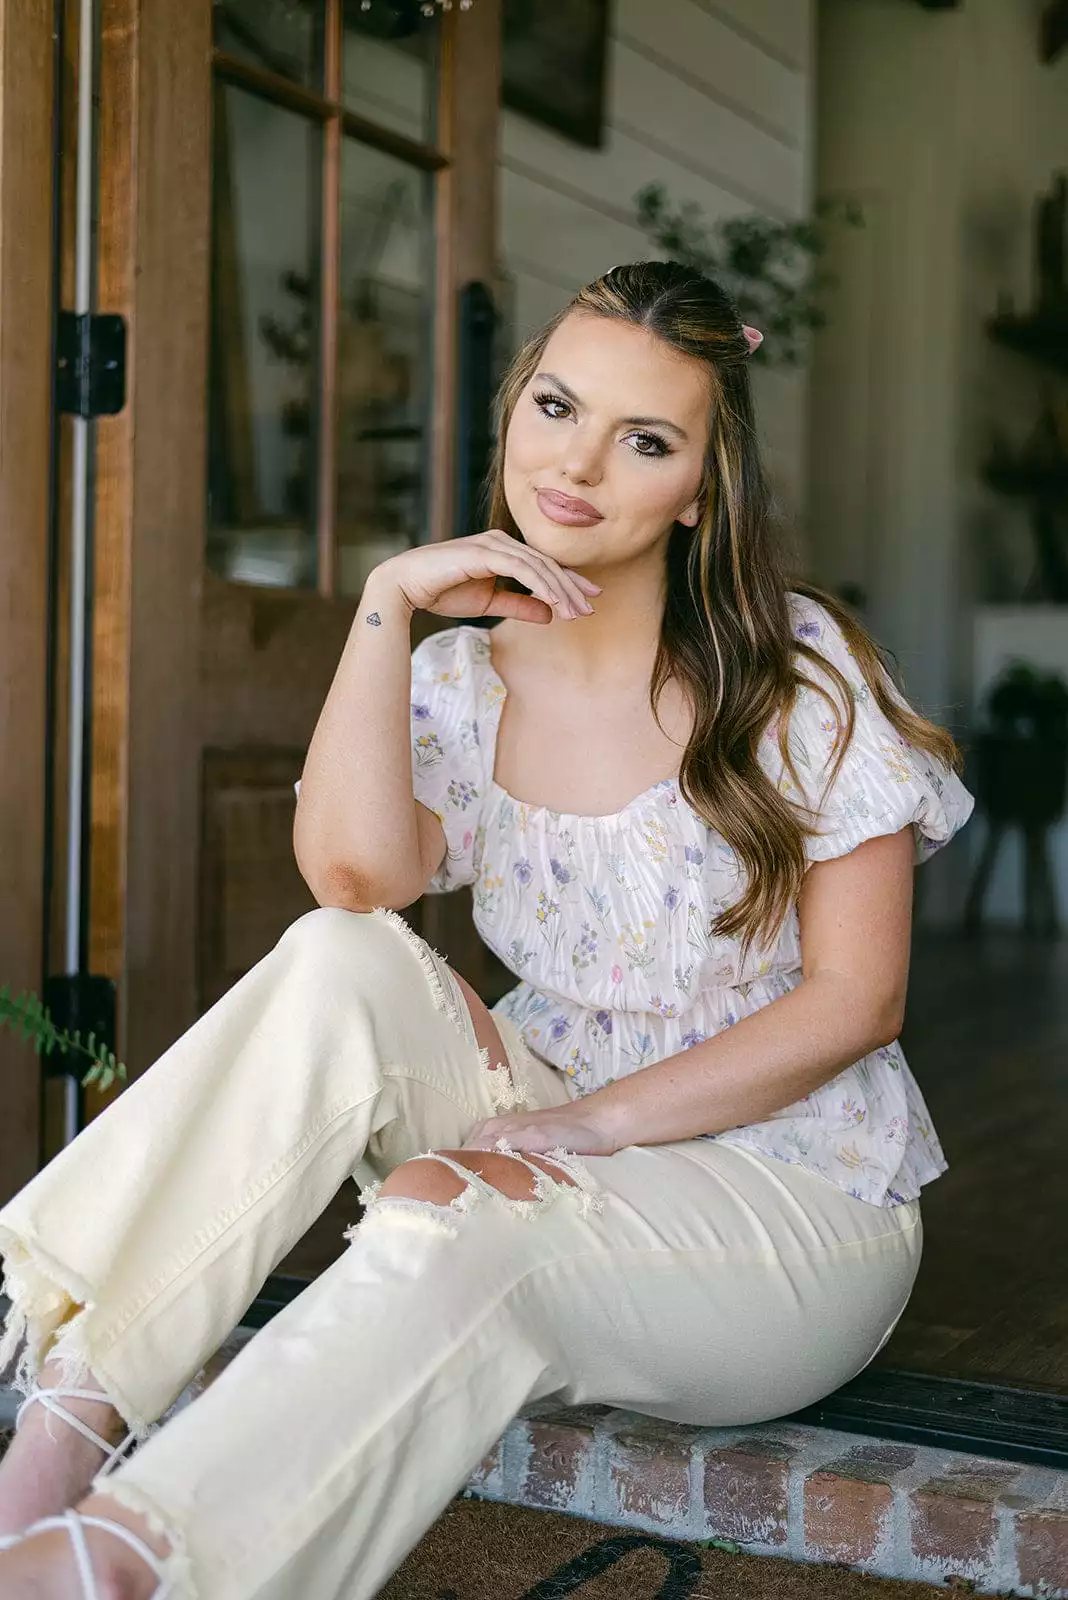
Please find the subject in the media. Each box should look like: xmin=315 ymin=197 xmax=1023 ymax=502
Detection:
xmin=498 ymin=548 xmax=667 ymax=690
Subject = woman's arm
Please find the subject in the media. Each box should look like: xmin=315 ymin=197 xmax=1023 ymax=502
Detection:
xmin=583 ymin=828 xmax=916 ymax=1150
xmin=294 ymin=533 xmax=601 ymax=912
xmin=465 ymin=828 xmax=916 ymax=1157
xmin=294 ymin=572 xmax=439 ymax=912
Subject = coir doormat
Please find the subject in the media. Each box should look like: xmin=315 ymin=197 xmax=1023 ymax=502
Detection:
xmin=376 ymin=1495 xmax=945 ymax=1600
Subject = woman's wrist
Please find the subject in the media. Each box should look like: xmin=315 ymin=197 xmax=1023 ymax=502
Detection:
xmin=357 ymin=562 xmax=416 ymax=629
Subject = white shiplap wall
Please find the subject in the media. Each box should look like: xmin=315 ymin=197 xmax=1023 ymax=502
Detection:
xmin=341 ymin=3 xmax=817 ymax=522
xmin=500 ymin=0 xmax=816 ymax=524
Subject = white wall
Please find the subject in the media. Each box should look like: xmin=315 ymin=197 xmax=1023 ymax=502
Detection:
xmin=809 ymin=0 xmax=1068 ymax=922
xmin=499 ymin=0 xmax=817 ymax=535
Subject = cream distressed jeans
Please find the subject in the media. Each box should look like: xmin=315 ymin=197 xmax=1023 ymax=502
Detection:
xmin=0 ymin=908 xmax=921 ymax=1599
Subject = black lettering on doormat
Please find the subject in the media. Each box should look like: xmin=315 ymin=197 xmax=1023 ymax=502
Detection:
xmin=519 ymin=1532 xmax=704 ymax=1598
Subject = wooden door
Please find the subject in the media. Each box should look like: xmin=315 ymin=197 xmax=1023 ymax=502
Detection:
xmin=46 ymin=0 xmax=504 ymax=1170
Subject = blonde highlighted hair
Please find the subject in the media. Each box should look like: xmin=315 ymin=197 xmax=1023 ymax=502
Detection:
xmin=484 ymin=261 xmax=960 ymax=952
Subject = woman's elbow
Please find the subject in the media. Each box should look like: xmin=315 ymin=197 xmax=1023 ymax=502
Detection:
xmin=868 ymin=990 xmax=907 ymax=1050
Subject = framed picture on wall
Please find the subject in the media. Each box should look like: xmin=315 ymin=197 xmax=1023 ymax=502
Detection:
xmin=501 ymin=0 xmax=610 ymax=149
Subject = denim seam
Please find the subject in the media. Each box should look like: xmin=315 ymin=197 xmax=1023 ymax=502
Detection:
xmin=95 ymin=1092 xmax=377 ymax=1344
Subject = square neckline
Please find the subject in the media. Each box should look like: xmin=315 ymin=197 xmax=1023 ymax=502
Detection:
xmin=477 ymin=625 xmax=683 ymax=826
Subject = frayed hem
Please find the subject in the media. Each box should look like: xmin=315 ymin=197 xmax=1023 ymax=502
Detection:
xmin=0 ymin=1234 xmax=156 ymax=1445
xmin=481 ymin=1045 xmax=535 ymax=1115
xmin=372 ymin=908 xmax=466 ymax=1033
xmin=491 ymin=1138 xmax=606 ymax=1220
xmin=371 ymin=909 xmax=539 ymax=1118
xmin=346 ymin=1172 xmax=483 ymax=1241
xmin=92 ymin=1476 xmax=197 ymax=1599
xmin=360 ymin=1145 xmax=606 ymax=1229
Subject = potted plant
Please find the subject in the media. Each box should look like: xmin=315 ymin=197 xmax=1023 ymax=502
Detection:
xmin=972 ymin=660 xmax=1068 ymax=828
xmin=634 ymin=183 xmax=864 ymax=368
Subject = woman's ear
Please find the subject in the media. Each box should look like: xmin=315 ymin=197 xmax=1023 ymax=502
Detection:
xmin=678 ymin=498 xmax=701 ymax=528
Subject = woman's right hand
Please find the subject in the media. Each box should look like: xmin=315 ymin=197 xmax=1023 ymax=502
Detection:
xmin=371 ymin=529 xmax=601 ymax=624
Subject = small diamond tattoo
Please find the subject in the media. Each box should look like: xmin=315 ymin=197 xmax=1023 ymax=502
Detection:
xmin=366 ymin=611 xmax=382 ymax=627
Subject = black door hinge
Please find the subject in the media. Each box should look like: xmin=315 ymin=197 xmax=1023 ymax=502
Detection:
xmin=41 ymin=973 xmax=116 ymax=1079
xmin=56 ymin=311 xmax=127 ymax=418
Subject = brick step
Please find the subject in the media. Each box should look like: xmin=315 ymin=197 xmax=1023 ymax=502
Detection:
xmin=4 ymin=1329 xmax=1066 ymax=1597
xmin=472 ymin=1399 xmax=1068 ymax=1598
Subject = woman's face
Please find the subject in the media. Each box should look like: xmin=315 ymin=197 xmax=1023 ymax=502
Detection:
xmin=503 ymin=311 xmax=711 ymax=572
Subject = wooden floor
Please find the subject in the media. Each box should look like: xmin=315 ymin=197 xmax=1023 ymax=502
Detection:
xmin=277 ymin=928 xmax=1068 ymax=1394
xmin=875 ymin=929 xmax=1068 ymax=1390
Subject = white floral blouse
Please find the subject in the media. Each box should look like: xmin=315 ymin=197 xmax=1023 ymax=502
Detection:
xmin=408 ymin=594 xmax=975 ymax=1208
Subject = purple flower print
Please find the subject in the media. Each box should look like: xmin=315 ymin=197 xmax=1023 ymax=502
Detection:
xmin=549 ymin=1013 xmax=573 ymax=1041
xmin=664 ymin=885 xmax=680 ymax=912
xmin=680 ymin=1029 xmax=707 ymax=1050
xmin=593 ymin=1009 xmax=613 ymax=1036
xmin=446 ymin=778 xmax=477 ymax=811
xmin=513 ymin=859 xmax=533 ymax=887
xmin=684 ymin=845 xmax=704 ymax=868
xmin=795 ymin=619 xmax=822 ymax=640
xmin=411 ymin=701 xmax=431 ymax=720
xmin=550 ymin=858 xmax=573 ymax=886
xmin=649 ymin=993 xmax=678 ymax=1019
xmin=572 ymin=921 xmax=599 ymax=972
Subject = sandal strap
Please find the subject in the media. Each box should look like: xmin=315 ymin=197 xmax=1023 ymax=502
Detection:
xmin=22 ymin=1509 xmax=169 ymax=1598
xmin=15 ymin=1385 xmax=137 ymax=1475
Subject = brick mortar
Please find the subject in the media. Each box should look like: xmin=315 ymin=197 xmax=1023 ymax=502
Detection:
xmin=467 ymin=1408 xmax=1068 ymax=1599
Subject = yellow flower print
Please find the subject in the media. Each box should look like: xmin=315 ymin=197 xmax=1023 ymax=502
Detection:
xmin=413 ymin=732 xmax=444 ymax=769
xmin=431 ymin=666 xmax=464 ymax=688
xmin=617 ymin=920 xmax=656 ymax=974
xmin=640 ymin=816 xmax=670 ymax=862
xmin=881 ymin=744 xmax=913 ymax=783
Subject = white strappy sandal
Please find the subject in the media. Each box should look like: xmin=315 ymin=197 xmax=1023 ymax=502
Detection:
xmin=0 ymin=1383 xmax=168 ymax=1591
xmin=0 ymin=1506 xmax=171 ymax=1595
xmin=9 ymin=1382 xmax=140 ymax=1475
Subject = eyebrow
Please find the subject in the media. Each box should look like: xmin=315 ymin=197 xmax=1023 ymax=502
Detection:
xmin=534 ymin=371 xmax=690 ymax=442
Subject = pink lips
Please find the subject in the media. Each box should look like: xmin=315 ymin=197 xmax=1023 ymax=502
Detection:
xmin=535 ymin=487 xmax=603 ymax=526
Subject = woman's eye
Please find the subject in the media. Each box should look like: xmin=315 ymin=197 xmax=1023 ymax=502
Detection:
xmin=626 ymin=431 xmax=670 ymax=458
xmin=533 ymin=391 xmax=571 ymax=420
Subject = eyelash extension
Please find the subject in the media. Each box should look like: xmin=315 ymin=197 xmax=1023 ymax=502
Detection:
xmin=531 ymin=390 xmax=672 ymax=459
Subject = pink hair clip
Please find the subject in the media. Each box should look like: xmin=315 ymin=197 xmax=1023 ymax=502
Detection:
xmin=742 ymin=325 xmax=764 ymax=354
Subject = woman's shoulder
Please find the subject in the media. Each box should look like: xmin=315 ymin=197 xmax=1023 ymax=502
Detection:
xmin=410 ymin=624 xmax=505 ymax=731
xmin=785 ymin=591 xmax=846 ymax=651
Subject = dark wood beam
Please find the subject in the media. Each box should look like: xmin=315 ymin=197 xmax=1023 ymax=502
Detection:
xmin=915 ymin=1 xmax=960 ymax=11
xmin=1042 ymin=0 xmax=1068 ymax=63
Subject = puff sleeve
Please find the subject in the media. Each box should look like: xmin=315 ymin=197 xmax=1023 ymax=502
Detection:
xmin=409 ymin=626 xmax=493 ymax=892
xmin=762 ymin=596 xmax=975 ymax=866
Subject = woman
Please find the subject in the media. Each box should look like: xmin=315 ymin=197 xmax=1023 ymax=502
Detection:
xmin=0 ymin=261 xmax=972 ymax=1598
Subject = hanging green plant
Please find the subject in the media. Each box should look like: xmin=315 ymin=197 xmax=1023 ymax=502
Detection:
xmin=0 ymin=987 xmax=127 ymax=1092
xmin=634 ymin=183 xmax=864 ymax=368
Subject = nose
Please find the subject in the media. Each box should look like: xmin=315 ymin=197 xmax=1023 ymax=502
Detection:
xmin=559 ymin=423 xmax=605 ymax=488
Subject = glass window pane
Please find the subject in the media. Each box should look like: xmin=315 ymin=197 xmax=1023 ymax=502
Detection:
xmin=336 ymin=140 xmax=434 ymax=595
xmin=343 ymin=4 xmax=440 ymax=144
xmin=213 ymin=0 xmax=325 ymax=93
xmin=207 ymin=84 xmax=322 ymax=589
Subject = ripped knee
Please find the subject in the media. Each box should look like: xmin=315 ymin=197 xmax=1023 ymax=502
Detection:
xmin=345 ymin=1144 xmax=603 ymax=1242
xmin=379 ymin=1149 xmax=580 ymax=1205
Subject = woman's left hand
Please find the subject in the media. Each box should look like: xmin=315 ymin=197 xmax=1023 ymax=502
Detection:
xmin=461 ymin=1104 xmax=619 ymax=1157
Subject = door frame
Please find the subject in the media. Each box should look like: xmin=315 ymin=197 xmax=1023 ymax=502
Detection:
xmin=0 ymin=0 xmax=57 ymax=1199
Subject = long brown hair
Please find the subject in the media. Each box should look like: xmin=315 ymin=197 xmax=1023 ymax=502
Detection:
xmin=485 ymin=261 xmax=961 ymax=953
